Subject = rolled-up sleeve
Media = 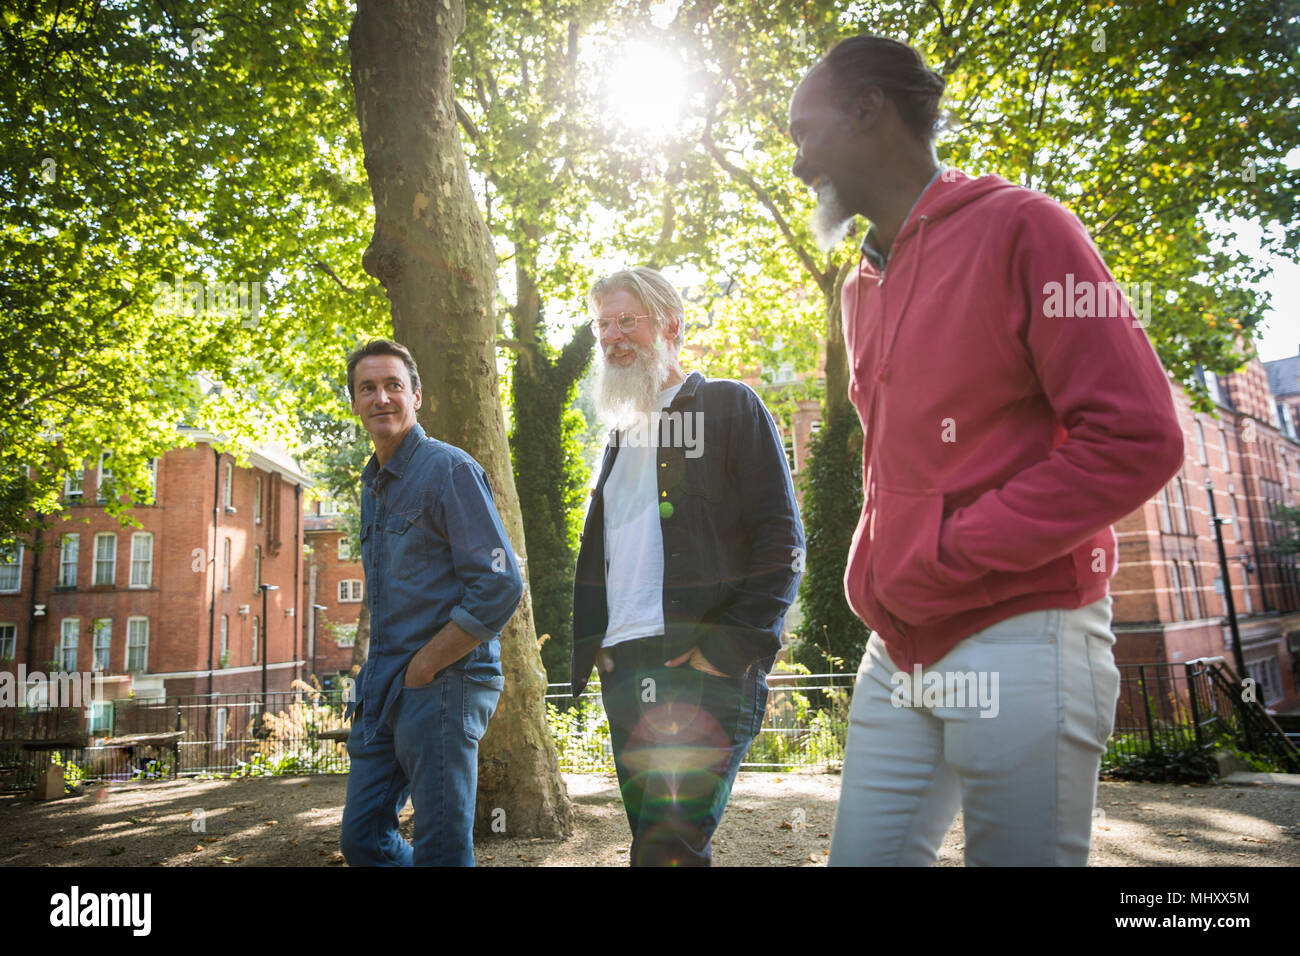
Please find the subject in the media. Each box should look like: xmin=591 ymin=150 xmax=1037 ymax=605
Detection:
xmin=436 ymin=461 xmax=524 ymax=640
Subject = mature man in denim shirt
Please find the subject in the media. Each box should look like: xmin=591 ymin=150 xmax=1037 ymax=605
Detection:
xmin=339 ymin=339 xmax=523 ymax=867
xmin=572 ymin=268 xmax=805 ymax=866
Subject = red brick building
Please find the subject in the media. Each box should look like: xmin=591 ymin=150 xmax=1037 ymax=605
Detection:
xmin=304 ymin=499 xmax=363 ymax=684
xmin=0 ymin=428 xmax=312 ymax=704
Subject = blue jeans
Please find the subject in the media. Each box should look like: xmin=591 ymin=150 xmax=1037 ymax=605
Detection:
xmin=601 ymin=638 xmax=767 ymax=866
xmin=340 ymin=666 xmax=501 ymax=866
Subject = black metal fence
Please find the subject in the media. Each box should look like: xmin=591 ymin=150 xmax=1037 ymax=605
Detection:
xmin=1106 ymin=656 xmax=1300 ymax=774
xmin=3 ymin=657 xmax=1295 ymax=791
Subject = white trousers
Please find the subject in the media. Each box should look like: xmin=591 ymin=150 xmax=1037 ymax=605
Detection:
xmin=829 ymin=597 xmax=1120 ymax=866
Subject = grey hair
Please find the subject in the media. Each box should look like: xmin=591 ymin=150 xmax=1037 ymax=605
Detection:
xmin=588 ymin=266 xmax=686 ymax=348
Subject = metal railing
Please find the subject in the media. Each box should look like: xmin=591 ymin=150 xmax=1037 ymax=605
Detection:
xmin=3 ymin=658 xmax=1295 ymax=790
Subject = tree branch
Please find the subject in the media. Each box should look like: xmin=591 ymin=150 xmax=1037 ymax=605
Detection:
xmin=311 ymin=254 xmax=355 ymax=293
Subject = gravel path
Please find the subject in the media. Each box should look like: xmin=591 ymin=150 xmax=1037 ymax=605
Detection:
xmin=1 ymin=773 xmax=1296 ymax=866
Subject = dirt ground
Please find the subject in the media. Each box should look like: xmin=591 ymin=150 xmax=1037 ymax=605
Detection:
xmin=1 ymin=772 xmax=1296 ymax=867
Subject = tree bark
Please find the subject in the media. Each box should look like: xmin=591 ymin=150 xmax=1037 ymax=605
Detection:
xmin=349 ymin=0 xmax=573 ymax=839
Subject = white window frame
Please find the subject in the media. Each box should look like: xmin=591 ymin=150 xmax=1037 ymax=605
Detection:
xmin=219 ymin=614 xmax=228 ymax=660
xmin=129 ymin=532 xmax=153 ymax=588
xmin=223 ymin=460 xmax=233 ymax=510
xmin=140 ymin=458 xmax=158 ymax=502
xmin=253 ymin=545 xmax=262 ymax=593
xmin=254 ymin=475 xmax=263 ymax=524
xmin=0 ymin=622 xmax=16 ymax=659
xmin=92 ymin=618 xmax=112 ymax=671
xmin=59 ymin=618 xmax=79 ymax=672
xmin=0 ymin=541 xmax=21 ymax=592
xmin=93 ymin=532 xmax=117 ymax=586
xmin=1241 ymin=567 xmax=1253 ymax=614
xmin=215 ymin=707 xmax=228 ymax=745
xmin=222 ymin=537 xmax=231 ymax=591
xmin=338 ymin=536 xmax=352 ymax=561
xmin=64 ymin=468 xmax=84 ymax=501
xmin=333 ymin=622 xmax=358 ymax=647
xmin=338 ymin=579 xmax=363 ymax=603
xmin=96 ymin=452 xmax=114 ymax=504
xmin=126 ymin=617 xmax=149 ymax=673
xmin=58 ymin=533 xmax=79 ymax=588
xmin=251 ymin=616 xmax=260 ymax=664
xmin=319 ymin=499 xmax=340 ymax=516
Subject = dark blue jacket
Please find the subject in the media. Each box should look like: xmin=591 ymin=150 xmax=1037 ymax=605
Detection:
xmin=571 ymin=371 xmax=805 ymax=695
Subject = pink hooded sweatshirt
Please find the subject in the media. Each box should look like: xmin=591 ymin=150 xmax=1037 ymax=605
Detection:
xmin=842 ymin=170 xmax=1185 ymax=673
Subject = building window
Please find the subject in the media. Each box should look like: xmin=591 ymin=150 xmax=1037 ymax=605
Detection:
xmin=64 ymin=469 xmax=84 ymax=501
xmin=251 ymin=616 xmax=260 ymax=664
xmin=126 ymin=618 xmax=149 ymax=672
xmin=320 ymin=499 xmax=340 ymax=516
xmin=1241 ymin=567 xmax=1253 ymax=614
xmin=1171 ymin=479 xmax=1190 ymax=535
xmin=88 ymin=700 xmax=112 ymax=734
xmin=59 ymin=618 xmax=79 ymax=671
xmin=130 ymin=533 xmax=153 ymax=588
xmin=1194 ymin=418 xmax=1208 ymax=466
xmin=93 ymin=533 xmax=117 ymax=586
xmin=219 ymin=614 xmax=229 ymax=661
xmin=254 ymin=476 xmax=263 ymax=525
xmin=1155 ymin=487 xmax=1173 ymax=534
xmin=1169 ymin=563 xmax=1185 ymax=620
xmin=58 ymin=534 xmax=79 ymax=588
xmin=222 ymin=537 xmax=231 ymax=591
xmin=1229 ymin=490 xmax=1243 ymax=542
xmin=134 ymin=458 xmax=158 ymax=504
xmin=97 ymin=452 xmax=114 ymax=504
xmin=0 ymin=541 xmax=21 ymax=592
xmin=223 ymin=460 xmax=233 ymax=510
xmin=338 ymin=536 xmax=352 ymax=561
xmin=333 ymin=623 xmax=358 ymax=647
xmin=1218 ymin=426 xmax=1230 ymax=470
xmin=1213 ymin=574 xmax=1227 ymax=617
xmin=253 ymin=545 xmax=262 ymax=593
xmin=93 ymin=618 xmax=112 ymax=671
xmin=1203 ymin=369 xmax=1223 ymax=405
xmin=784 ymin=433 xmax=796 ymax=472
xmin=339 ymin=579 xmax=363 ymax=603
xmin=1186 ymin=562 xmax=1202 ymax=619
xmin=0 ymin=623 xmax=16 ymax=659
xmin=215 ymin=707 xmax=228 ymax=745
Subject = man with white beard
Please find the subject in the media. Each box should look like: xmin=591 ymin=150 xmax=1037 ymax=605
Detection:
xmin=571 ymin=266 xmax=805 ymax=866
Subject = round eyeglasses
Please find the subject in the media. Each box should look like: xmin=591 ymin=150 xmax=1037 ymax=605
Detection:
xmin=591 ymin=312 xmax=652 ymax=336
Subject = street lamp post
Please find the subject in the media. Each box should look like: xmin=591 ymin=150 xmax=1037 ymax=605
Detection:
xmin=311 ymin=603 xmax=328 ymax=685
xmin=260 ymin=583 xmax=280 ymax=696
xmin=1206 ymin=480 xmax=1248 ymax=678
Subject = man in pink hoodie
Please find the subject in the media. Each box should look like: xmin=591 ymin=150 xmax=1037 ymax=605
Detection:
xmin=788 ymin=36 xmax=1185 ymax=865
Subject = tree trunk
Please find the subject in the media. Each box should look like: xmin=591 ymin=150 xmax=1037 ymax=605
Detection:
xmin=823 ymin=260 xmax=854 ymax=425
xmin=350 ymin=599 xmax=370 ymax=675
xmin=349 ymin=0 xmax=573 ymax=839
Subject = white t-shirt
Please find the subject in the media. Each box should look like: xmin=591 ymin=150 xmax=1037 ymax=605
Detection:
xmin=601 ymin=382 xmax=684 ymax=648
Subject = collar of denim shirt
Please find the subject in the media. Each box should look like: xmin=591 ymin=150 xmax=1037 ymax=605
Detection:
xmin=361 ymin=420 xmax=427 ymax=490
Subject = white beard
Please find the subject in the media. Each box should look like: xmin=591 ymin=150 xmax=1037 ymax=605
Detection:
xmin=595 ymin=335 xmax=672 ymax=431
xmin=810 ymin=180 xmax=855 ymax=253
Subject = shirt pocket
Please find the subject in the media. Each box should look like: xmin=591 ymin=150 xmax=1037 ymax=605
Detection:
xmin=383 ymin=510 xmax=424 ymax=581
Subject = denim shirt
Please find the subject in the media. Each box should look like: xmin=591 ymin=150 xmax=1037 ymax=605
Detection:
xmin=346 ymin=422 xmax=523 ymax=743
